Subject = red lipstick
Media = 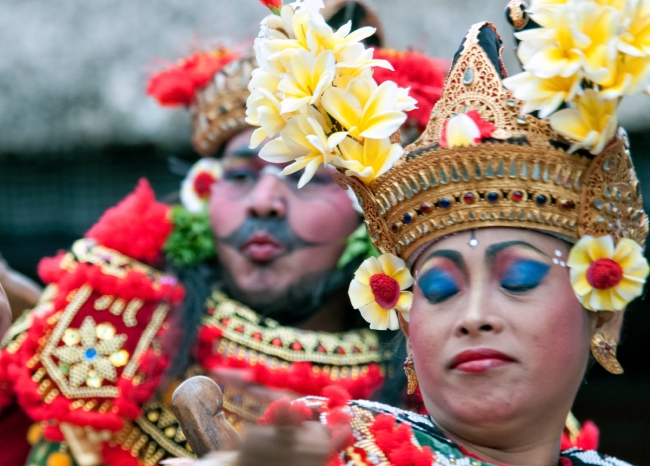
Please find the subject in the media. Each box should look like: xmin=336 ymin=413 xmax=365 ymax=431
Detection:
xmin=450 ymin=349 xmax=515 ymax=373
xmin=241 ymin=232 xmax=287 ymax=263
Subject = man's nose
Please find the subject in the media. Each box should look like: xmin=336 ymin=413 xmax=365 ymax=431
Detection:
xmin=246 ymin=174 xmax=287 ymax=219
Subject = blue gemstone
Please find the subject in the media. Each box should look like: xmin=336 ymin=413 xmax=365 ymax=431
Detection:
xmin=403 ymin=213 xmax=413 ymax=224
xmin=439 ymin=198 xmax=451 ymax=209
xmin=487 ymin=192 xmax=499 ymax=203
xmin=84 ymin=348 xmax=97 ymax=361
xmin=535 ymin=194 xmax=548 ymax=206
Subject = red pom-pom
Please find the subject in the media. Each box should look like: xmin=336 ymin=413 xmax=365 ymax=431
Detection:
xmin=369 ymin=274 xmax=400 ymax=309
xmin=258 ymin=398 xmax=313 ymax=427
xmin=373 ymin=49 xmax=448 ymax=130
xmin=587 ymin=259 xmax=623 ymax=290
xmin=321 ymin=386 xmax=352 ymax=409
xmin=147 ymin=50 xmax=238 ymax=107
xmin=562 ymin=421 xmax=600 ymax=452
xmin=85 ymin=179 xmax=172 ymax=265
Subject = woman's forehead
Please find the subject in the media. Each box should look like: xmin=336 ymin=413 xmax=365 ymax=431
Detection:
xmin=414 ymin=228 xmax=571 ymax=269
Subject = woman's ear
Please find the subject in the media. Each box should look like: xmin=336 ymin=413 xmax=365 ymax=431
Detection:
xmin=593 ymin=310 xmax=625 ymax=341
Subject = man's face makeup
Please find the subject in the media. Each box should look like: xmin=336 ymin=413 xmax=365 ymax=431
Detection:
xmin=406 ymin=229 xmax=591 ymax=440
xmin=208 ymin=128 xmax=359 ymax=305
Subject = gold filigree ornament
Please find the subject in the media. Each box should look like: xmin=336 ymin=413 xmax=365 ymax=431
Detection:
xmin=333 ymin=21 xmax=648 ymax=264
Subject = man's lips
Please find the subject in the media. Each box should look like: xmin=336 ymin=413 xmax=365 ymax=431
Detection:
xmin=449 ymin=348 xmax=515 ymax=373
xmin=240 ymin=232 xmax=287 ymax=262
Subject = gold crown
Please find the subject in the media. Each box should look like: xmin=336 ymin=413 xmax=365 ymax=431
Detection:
xmin=335 ymin=22 xmax=649 ymax=262
xmin=191 ymin=57 xmax=257 ymax=157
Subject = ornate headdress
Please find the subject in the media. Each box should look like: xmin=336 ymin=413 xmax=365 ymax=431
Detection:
xmin=248 ymin=0 xmax=650 ymax=327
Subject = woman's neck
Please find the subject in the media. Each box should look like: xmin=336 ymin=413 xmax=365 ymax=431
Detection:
xmin=437 ymin=419 xmax=565 ymax=466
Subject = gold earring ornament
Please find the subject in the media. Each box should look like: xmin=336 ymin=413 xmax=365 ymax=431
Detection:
xmin=404 ymin=353 xmax=419 ymax=395
xmin=591 ymin=331 xmax=624 ymax=375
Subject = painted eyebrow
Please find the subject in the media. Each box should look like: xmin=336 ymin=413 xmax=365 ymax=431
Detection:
xmin=228 ymin=146 xmax=261 ymax=159
xmin=484 ymin=241 xmax=548 ymax=264
xmin=421 ymin=250 xmax=467 ymax=277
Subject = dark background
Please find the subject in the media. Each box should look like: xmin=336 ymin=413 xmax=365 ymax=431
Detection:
xmin=1 ymin=135 xmax=649 ymax=463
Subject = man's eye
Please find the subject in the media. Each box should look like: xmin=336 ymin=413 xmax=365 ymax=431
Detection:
xmin=224 ymin=169 xmax=256 ymax=183
xmin=418 ymin=269 xmax=460 ymax=304
xmin=500 ymin=260 xmax=550 ymax=293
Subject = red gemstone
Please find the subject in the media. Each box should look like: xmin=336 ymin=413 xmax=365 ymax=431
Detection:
xmin=353 ymin=347 xmax=361 ymax=354
xmin=252 ymin=332 xmax=263 ymax=341
xmin=463 ymin=193 xmax=475 ymax=204
xmin=193 ymin=172 xmax=217 ymax=199
xmin=369 ymin=274 xmax=401 ymax=310
xmin=605 ymin=345 xmax=611 ymax=351
xmin=336 ymin=347 xmax=346 ymax=355
xmin=291 ymin=342 xmax=303 ymax=351
xmin=560 ymin=200 xmax=574 ymax=210
xmin=235 ymin=325 xmax=245 ymax=333
xmin=420 ymin=203 xmax=432 ymax=214
xmin=221 ymin=318 xmax=230 ymax=325
xmin=512 ymin=191 xmax=524 ymax=202
xmin=271 ymin=338 xmax=283 ymax=347
xmin=586 ymin=258 xmax=623 ymax=290
xmin=317 ymin=345 xmax=326 ymax=353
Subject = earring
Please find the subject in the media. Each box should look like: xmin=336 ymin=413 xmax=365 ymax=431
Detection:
xmin=591 ymin=331 xmax=624 ymax=375
xmin=404 ymin=353 xmax=419 ymax=395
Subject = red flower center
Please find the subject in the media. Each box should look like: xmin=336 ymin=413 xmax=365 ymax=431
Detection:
xmin=369 ymin=274 xmax=401 ymax=310
xmin=193 ymin=172 xmax=216 ymax=198
xmin=586 ymin=259 xmax=623 ymax=290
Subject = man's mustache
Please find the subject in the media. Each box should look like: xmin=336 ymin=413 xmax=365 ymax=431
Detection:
xmin=218 ymin=217 xmax=318 ymax=253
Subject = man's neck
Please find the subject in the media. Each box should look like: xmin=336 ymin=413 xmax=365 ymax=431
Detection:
xmin=296 ymin=289 xmax=355 ymax=333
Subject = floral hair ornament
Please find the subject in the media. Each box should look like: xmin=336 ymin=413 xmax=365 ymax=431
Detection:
xmin=438 ymin=110 xmax=497 ymax=149
xmin=503 ymin=0 xmax=650 ymax=155
xmin=248 ymin=0 xmax=417 ymax=187
xmin=567 ymin=235 xmax=649 ymax=311
xmin=180 ymin=158 xmax=223 ymax=213
xmin=348 ymin=254 xmax=413 ymax=330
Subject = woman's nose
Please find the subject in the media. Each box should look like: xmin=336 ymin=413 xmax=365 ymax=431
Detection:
xmin=454 ymin=288 xmax=504 ymax=338
xmin=246 ymin=174 xmax=287 ymax=219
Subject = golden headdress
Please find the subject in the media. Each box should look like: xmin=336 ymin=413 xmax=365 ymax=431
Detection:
xmin=336 ymin=21 xmax=648 ymax=261
xmin=247 ymin=0 xmax=650 ymax=320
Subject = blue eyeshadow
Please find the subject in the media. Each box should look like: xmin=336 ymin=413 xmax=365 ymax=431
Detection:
xmin=418 ymin=268 xmax=460 ymax=303
xmin=501 ymin=259 xmax=550 ymax=291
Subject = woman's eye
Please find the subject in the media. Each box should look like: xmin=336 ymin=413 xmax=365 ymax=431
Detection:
xmin=224 ymin=169 xmax=256 ymax=184
xmin=500 ymin=260 xmax=550 ymax=293
xmin=418 ymin=269 xmax=460 ymax=304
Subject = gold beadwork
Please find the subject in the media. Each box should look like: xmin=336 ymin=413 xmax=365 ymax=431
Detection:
xmin=337 ymin=22 xmax=648 ymax=262
xmin=591 ymin=331 xmax=624 ymax=375
xmin=203 ymin=291 xmax=384 ymax=366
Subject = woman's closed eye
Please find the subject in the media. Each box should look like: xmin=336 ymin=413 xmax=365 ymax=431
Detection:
xmin=418 ymin=268 xmax=461 ymax=304
xmin=500 ymin=259 xmax=551 ymax=293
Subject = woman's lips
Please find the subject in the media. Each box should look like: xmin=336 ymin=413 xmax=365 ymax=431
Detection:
xmin=241 ymin=232 xmax=287 ymax=263
xmin=450 ymin=348 xmax=515 ymax=373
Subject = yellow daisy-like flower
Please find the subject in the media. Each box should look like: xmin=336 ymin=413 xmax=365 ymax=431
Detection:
xmin=348 ymin=254 xmax=414 ymax=331
xmin=568 ymin=235 xmax=649 ymax=311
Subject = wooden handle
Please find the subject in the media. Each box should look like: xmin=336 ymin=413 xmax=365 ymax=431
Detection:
xmin=171 ymin=376 xmax=243 ymax=457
